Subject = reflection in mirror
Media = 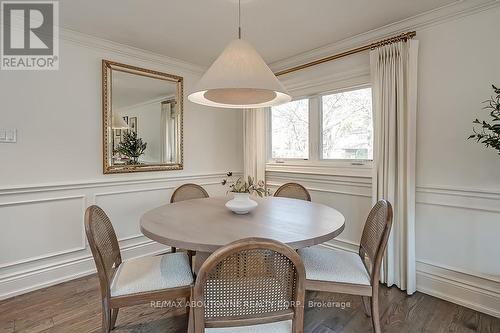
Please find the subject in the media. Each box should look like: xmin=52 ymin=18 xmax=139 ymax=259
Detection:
xmin=103 ymin=60 xmax=183 ymax=173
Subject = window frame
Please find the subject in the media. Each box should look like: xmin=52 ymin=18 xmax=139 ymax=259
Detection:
xmin=268 ymin=96 xmax=311 ymax=162
xmin=319 ymin=84 xmax=374 ymax=162
xmin=267 ymin=84 xmax=373 ymax=176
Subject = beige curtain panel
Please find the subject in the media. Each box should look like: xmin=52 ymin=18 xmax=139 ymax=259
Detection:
xmin=243 ymin=108 xmax=267 ymax=183
xmin=370 ymin=39 xmax=419 ymax=294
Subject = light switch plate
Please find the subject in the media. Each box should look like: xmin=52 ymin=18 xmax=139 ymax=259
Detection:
xmin=0 ymin=129 xmax=17 ymax=143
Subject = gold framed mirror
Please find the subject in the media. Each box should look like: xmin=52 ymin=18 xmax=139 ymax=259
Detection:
xmin=102 ymin=60 xmax=183 ymax=174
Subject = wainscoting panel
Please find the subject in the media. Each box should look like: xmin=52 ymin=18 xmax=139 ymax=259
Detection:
xmin=415 ymin=185 xmax=500 ymax=317
xmin=0 ymin=172 xmax=232 ymax=300
xmin=0 ymin=196 xmax=86 ymax=269
xmin=416 ymin=185 xmax=500 ymax=278
xmin=94 ymin=187 xmax=174 ymax=242
xmin=416 ymin=202 xmax=500 ymax=277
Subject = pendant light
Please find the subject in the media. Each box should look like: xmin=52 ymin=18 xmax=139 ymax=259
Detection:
xmin=188 ymin=0 xmax=291 ymax=109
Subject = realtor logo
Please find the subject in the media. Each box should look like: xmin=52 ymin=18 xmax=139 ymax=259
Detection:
xmin=1 ymin=1 xmax=59 ymax=70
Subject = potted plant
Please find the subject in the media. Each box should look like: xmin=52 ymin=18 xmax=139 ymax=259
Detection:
xmin=115 ymin=131 xmax=147 ymax=164
xmin=222 ymin=172 xmax=268 ymax=214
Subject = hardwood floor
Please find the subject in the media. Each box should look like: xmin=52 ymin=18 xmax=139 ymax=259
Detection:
xmin=0 ymin=274 xmax=499 ymax=333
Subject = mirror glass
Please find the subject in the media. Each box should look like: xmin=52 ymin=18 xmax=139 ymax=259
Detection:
xmin=103 ymin=60 xmax=183 ymax=173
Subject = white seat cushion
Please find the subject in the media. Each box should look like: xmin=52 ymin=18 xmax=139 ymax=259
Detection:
xmin=110 ymin=252 xmax=193 ymax=297
xmin=206 ymin=320 xmax=292 ymax=333
xmin=298 ymin=246 xmax=370 ymax=285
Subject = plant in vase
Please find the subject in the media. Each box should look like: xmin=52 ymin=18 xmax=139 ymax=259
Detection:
xmin=222 ymin=172 xmax=268 ymax=214
xmin=115 ymin=131 xmax=147 ymax=164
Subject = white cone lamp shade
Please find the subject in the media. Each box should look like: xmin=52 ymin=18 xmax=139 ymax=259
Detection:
xmin=188 ymin=39 xmax=291 ymax=108
xmin=112 ymin=114 xmax=129 ymax=129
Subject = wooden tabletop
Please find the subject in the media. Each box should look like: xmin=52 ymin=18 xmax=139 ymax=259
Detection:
xmin=140 ymin=196 xmax=345 ymax=253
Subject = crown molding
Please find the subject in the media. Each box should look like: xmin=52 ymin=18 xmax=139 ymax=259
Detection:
xmin=59 ymin=28 xmax=206 ymax=75
xmin=0 ymin=10 xmax=206 ymax=75
xmin=270 ymin=0 xmax=500 ymax=73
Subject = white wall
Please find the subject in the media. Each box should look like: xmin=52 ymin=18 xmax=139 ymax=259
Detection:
xmin=269 ymin=2 xmax=500 ymax=318
xmin=413 ymin=5 xmax=500 ymax=316
xmin=0 ymin=31 xmax=243 ymax=299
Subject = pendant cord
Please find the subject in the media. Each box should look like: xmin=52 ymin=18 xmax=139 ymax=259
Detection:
xmin=238 ymin=0 xmax=241 ymax=39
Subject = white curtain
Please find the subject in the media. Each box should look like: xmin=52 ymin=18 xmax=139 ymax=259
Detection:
xmin=370 ymin=39 xmax=419 ymax=295
xmin=160 ymin=101 xmax=178 ymax=163
xmin=243 ymin=108 xmax=268 ymax=182
xmin=160 ymin=102 xmax=171 ymax=163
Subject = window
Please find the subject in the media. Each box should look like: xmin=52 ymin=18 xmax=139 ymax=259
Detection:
xmin=268 ymin=86 xmax=373 ymax=167
xmin=322 ymin=88 xmax=373 ymax=160
xmin=270 ymin=98 xmax=309 ymax=159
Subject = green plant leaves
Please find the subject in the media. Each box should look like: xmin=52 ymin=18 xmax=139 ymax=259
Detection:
xmin=222 ymin=171 xmax=267 ymax=196
xmin=468 ymin=85 xmax=500 ymax=155
xmin=115 ymin=131 xmax=147 ymax=164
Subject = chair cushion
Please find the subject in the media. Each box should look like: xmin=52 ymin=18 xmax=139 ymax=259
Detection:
xmin=298 ymin=246 xmax=371 ymax=285
xmin=206 ymin=320 xmax=292 ymax=333
xmin=110 ymin=252 xmax=193 ymax=297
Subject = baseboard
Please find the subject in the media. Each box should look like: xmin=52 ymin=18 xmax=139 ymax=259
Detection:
xmin=0 ymin=240 xmax=167 ymax=300
xmin=416 ymin=261 xmax=500 ymax=318
xmin=320 ymin=241 xmax=500 ymax=319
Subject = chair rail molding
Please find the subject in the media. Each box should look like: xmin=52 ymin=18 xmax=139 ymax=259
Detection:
xmin=416 ymin=184 xmax=500 ymax=213
xmin=0 ymin=172 xmax=232 ymax=196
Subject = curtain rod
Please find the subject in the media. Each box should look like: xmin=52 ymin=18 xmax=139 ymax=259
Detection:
xmin=274 ymin=31 xmax=416 ymax=77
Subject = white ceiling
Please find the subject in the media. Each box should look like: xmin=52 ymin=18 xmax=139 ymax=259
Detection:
xmin=60 ymin=0 xmax=456 ymax=66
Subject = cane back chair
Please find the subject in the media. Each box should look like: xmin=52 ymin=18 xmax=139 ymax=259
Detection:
xmin=298 ymin=200 xmax=393 ymax=333
xmin=193 ymin=238 xmax=306 ymax=333
xmin=85 ymin=205 xmax=193 ymax=332
xmin=273 ymin=183 xmax=311 ymax=202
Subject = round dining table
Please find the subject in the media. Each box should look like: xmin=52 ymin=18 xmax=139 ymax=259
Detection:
xmin=140 ymin=196 xmax=345 ymax=271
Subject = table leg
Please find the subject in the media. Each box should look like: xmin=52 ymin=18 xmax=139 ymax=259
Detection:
xmin=193 ymin=251 xmax=211 ymax=275
xmin=187 ymin=301 xmax=194 ymax=333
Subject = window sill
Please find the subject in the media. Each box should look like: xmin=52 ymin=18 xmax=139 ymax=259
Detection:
xmin=265 ymin=162 xmax=372 ymax=178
